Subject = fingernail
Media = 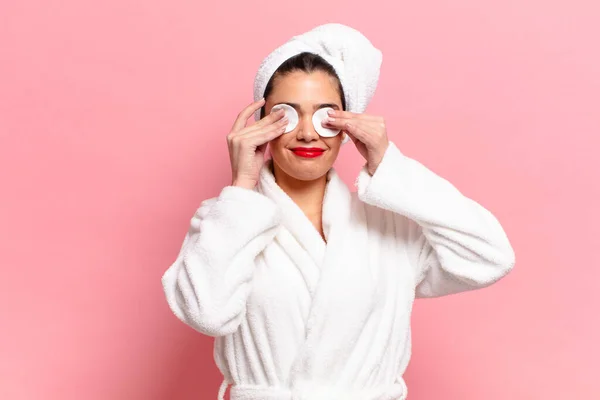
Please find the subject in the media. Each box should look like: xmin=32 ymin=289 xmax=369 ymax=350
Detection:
xmin=327 ymin=110 xmax=335 ymax=116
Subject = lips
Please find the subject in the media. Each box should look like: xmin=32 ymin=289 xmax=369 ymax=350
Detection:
xmin=291 ymin=147 xmax=325 ymax=158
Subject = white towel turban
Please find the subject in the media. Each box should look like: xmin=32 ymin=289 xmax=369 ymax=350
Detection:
xmin=252 ymin=23 xmax=383 ymax=124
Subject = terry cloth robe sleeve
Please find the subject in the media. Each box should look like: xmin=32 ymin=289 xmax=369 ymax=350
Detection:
xmin=355 ymin=141 xmax=515 ymax=298
xmin=161 ymin=185 xmax=282 ymax=337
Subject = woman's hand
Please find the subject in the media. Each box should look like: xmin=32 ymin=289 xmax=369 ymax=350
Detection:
xmin=227 ymin=98 xmax=288 ymax=189
xmin=322 ymin=110 xmax=389 ymax=175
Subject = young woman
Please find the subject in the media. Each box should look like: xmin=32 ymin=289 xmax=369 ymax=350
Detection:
xmin=161 ymin=23 xmax=515 ymax=400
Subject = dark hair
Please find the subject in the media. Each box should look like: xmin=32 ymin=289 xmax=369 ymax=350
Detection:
xmin=259 ymin=52 xmax=346 ymax=119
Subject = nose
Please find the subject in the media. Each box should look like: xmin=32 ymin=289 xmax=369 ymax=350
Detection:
xmin=295 ymin=114 xmax=319 ymax=142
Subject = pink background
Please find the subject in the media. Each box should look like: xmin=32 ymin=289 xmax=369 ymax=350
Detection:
xmin=1 ymin=0 xmax=598 ymax=399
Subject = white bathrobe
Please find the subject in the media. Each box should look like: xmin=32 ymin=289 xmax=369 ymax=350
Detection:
xmin=161 ymin=141 xmax=515 ymax=400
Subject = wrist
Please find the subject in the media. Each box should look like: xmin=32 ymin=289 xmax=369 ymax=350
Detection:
xmin=232 ymin=180 xmax=257 ymax=190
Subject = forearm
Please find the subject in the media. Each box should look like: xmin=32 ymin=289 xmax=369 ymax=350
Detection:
xmin=161 ymin=185 xmax=282 ymax=335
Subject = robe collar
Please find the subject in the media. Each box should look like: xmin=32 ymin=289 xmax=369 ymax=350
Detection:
xmin=255 ymin=158 xmax=352 ymax=269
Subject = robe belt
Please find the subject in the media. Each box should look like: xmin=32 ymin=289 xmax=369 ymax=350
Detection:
xmin=219 ymin=378 xmax=408 ymax=400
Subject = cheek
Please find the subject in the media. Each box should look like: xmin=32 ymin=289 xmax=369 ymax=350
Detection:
xmin=268 ymin=135 xmax=288 ymax=154
xmin=323 ymin=137 xmax=342 ymax=150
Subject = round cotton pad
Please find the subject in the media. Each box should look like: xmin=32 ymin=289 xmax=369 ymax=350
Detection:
xmin=271 ymin=104 xmax=298 ymax=133
xmin=312 ymin=107 xmax=341 ymax=138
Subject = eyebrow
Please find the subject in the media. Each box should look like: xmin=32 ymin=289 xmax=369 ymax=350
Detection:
xmin=281 ymin=102 xmax=340 ymax=111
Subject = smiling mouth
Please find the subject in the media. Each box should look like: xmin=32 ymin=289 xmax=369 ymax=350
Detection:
xmin=290 ymin=148 xmax=325 ymax=158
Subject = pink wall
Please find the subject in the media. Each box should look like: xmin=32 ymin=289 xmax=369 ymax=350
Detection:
xmin=1 ymin=0 xmax=598 ymax=398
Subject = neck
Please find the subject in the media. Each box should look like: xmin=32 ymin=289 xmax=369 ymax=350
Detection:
xmin=271 ymin=160 xmax=328 ymax=217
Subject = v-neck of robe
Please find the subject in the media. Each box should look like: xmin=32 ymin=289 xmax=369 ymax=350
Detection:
xmin=255 ymin=159 xmax=351 ymax=269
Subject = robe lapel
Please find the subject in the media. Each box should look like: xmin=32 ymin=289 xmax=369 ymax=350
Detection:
xmin=255 ymin=160 xmax=356 ymax=298
xmin=256 ymin=160 xmax=327 ymax=268
xmin=256 ymin=160 xmax=375 ymax=385
xmin=288 ymin=170 xmax=377 ymax=388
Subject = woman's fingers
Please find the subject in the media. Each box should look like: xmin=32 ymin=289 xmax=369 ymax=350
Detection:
xmin=251 ymin=106 xmax=287 ymax=129
xmin=322 ymin=117 xmax=379 ymax=143
xmin=244 ymin=107 xmax=286 ymax=134
xmin=342 ymin=122 xmax=371 ymax=143
xmin=231 ymin=98 xmax=266 ymax=132
xmin=322 ymin=116 xmax=373 ymax=131
xmin=321 ymin=116 xmax=352 ymax=128
xmin=324 ymin=116 xmax=383 ymax=130
xmin=238 ymin=117 xmax=287 ymax=146
xmin=241 ymin=110 xmax=288 ymax=138
xmin=326 ymin=109 xmax=382 ymax=121
xmin=232 ymin=106 xmax=286 ymax=139
xmin=246 ymin=120 xmax=287 ymax=146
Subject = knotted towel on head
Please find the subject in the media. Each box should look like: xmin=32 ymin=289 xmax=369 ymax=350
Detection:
xmin=253 ymin=23 xmax=383 ymax=122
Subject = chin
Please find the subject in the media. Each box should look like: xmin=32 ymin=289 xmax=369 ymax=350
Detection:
xmin=273 ymin=152 xmax=334 ymax=181
xmin=288 ymin=168 xmax=328 ymax=182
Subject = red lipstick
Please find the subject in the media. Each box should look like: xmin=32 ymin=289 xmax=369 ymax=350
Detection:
xmin=291 ymin=147 xmax=325 ymax=158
